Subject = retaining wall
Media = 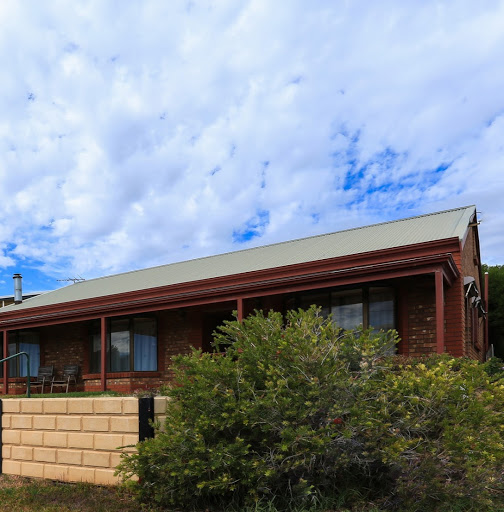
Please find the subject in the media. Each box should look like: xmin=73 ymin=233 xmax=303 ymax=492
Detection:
xmin=0 ymin=396 xmax=168 ymax=485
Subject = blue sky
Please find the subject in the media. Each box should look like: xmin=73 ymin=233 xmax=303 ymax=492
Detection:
xmin=1 ymin=0 xmax=504 ymax=296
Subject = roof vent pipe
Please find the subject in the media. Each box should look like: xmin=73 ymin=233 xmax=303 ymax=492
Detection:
xmin=13 ymin=273 xmax=22 ymax=304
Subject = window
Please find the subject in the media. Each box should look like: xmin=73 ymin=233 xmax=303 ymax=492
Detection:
xmin=331 ymin=289 xmax=363 ymax=330
xmin=368 ymin=287 xmax=395 ymax=332
xmin=298 ymin=286 xmax=395 ymax=332
xmin=89 ymin=321 xmax=101 ymax=373
xmin=89 ymin=316 xmax=157 ymax=373
xmin=8 ymin=331 xmax=40 ymax=377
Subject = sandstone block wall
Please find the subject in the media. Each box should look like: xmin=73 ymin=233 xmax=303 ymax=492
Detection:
xmin=1 ymin=396 xmax=168 ymax=485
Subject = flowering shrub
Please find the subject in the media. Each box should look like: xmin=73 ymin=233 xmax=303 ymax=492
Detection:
xmin=117 ymin=308 xmax=504 ymax=511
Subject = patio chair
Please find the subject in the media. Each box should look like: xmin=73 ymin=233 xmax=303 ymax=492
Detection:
xmin=51 ymin=364 xmax=79 ymax=393
xmin=31 ymin=365 xmax=54 ymax=394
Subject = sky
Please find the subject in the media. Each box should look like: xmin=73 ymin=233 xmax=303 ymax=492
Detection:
xmin=0 ymin=0 xmax=503 ymax=296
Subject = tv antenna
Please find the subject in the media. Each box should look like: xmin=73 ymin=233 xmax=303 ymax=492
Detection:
xmin=57 ymin=276 xmax=85 ymax=284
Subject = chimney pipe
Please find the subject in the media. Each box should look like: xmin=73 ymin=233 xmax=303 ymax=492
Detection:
xmin=13 ymin=273 xmax=22 ymax=304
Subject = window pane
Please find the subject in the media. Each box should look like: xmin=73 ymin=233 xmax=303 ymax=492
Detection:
xmin=90 ymin=333 xmax=101 ymax=373
xmin=8 ymin=340 xmax=17 ymax=377
xmin=133 ymin=318 xmax=157 ymax=371
xmin=19 ymin=339 xmax=40 ymax=377
xmin=8 ymin=332 xmax=40 ymax=377
xmin=110 ymin=319 xmax=130 ymax=372
xmin=331 ymin=289 xmax=363 ymax=330
xmin=369 ymin=287 xmax=395 ymax=331
xmin=299 ymin=292 xmax=331 ymax=318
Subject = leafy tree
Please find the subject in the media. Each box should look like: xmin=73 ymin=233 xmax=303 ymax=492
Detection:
xmin=482 ymin=264 xmax=504 ymax=358
xmin=117 ymin=308 xmax=504 ymax=511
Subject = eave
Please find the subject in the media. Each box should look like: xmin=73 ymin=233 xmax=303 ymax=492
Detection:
xmin=0 ymin=238 xmax=461 ymax=330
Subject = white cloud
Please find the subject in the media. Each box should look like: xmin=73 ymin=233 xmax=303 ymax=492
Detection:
xmin=0 ymin=0 xmax=503 ymax=293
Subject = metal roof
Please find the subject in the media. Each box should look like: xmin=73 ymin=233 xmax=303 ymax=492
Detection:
xmin=5 ymin=205 xmax=476 ymax=311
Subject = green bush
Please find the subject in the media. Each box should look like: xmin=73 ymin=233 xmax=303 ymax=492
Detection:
xmin=117 ymin=308 xmax=504 ymax=511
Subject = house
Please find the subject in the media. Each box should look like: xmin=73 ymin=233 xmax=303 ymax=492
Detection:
xmin=0 ymin=292 xmax=43 ymax=308
xmin=0 ymin=205 xmax=487 ymax=394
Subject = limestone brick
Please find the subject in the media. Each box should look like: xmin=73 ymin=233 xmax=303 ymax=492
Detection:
xmin=2 ymin=445 xmax=11 ymax=459
xmin=20 ymin=399 xmax=44 ymax=414
xmin=33 ymin=447 xmax=57 ymax=463
xmin=44 ymin=464 xmax=69 ymax=481
xmin=94 ymin=434 xmax=124 ymax=451
xmin=95 ymin=469 xmax=120 ymax=485
xmin=11 ymin=446 xmax=33 ymax=461
xmin=156 ymin=416 xmax=167 ymax=431
xmin=82 ymin=450 xmax=110 ymax=468
xmin=56 ymin=415 xmax=82 ymax=431
xmin=11 ymin=415 xmax=33 ymax=429
xmin=122 ymin=433 xmax=139 ymax=450
xmin=68 ymin=466 xmax=95 ymax=483
xmin=43 ymin=399 xmax=68 ymax=414
xmin=110 ymin=452 xmax=123 ymax=468
xmin=57 ymin=449 xmax=83 ymax=465
xmin=33 ymin=415 xmax=57 ymax=430
xmin=21 ymin=462 xmax=44 ymax=478
xmin=82 ymin=416 xmax=109 ymax=432
xmin=68 ymin=432 xmax=94 ymax=449
xmin=93 ymin=398 xmax=123 ymax=414
xmin=68 ymin=398 xmax=94 ymax=414
xmin=3 ymin=429 xmax=21 ymax=444
xmin=2 ymin=414 xmax=11 ymax=428
xmin=154 ymin=397 xmax=169 ymax=414
xmin=122 ymin=398 xmax=138 ymax=414
xmin=110 ymin=416 xmax=138 ymax=433
xmin=2 ymin=460 xmax=21 ymax=475
xmin=21 ymin=430 xmax=44 ymax=446
xmin=2 ymin=399 xmax=20 ymax=413
xmin=44 ymin=431 xmax=68 ymax=448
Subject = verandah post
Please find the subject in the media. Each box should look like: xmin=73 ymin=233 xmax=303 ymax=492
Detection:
xmin=2 ymin=331 xmax=7 ymax=395
xmin=435 ymin=270 xmax=445 ymax=354
xmin=100 ymin=317 xmax=107 ymax=391
xmin=237 ymin=297 xmax=244 ymax=322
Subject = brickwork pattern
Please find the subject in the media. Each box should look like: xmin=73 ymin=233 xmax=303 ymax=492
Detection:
xmin=460 ymin=228 xmax=485 ymax=360
xmin=41 ymin=322 xmax=88 ymax=377
xmin=1 ymin=396 xmax=169 ymax=485
xmin=404 ymin=279 xmax=437 ymax=357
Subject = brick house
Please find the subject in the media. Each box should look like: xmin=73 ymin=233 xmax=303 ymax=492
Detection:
xmin=0 ymin=205 xmax=487 ymax=394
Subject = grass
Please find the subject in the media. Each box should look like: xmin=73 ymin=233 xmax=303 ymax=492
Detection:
xmin=0 ymin=475 xmax=387 ymax=512
xmin=0 ymin=391 xmax=126 ymax=399
xmin=0 ymin=475 xmax=147 ymax=512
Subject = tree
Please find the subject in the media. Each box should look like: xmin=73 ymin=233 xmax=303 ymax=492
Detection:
xmin=482 ymin=264 xmax=504 ymax=358
xmin=117 ymin=308 xmax=504 ymax=511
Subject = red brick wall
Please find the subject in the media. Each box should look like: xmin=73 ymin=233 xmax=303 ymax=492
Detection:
xmin=157 ymin=308 xmax=202 ymax=383
xmin=40 ymin=322 xmax=88 ymax=374
xmin=460 ymin=227 xmax=485 ymax=361
xmin=401 ymin=277 xmax=437 ymax=357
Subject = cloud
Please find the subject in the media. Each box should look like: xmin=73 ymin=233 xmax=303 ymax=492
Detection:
xmin=0 ymin=0 xmax=503 ymax=293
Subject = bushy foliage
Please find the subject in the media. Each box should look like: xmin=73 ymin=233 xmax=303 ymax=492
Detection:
xmin=482 ymin=264 xmax=504 ymax=358
xmin=117 ymin=308 xmax=504 ymax=511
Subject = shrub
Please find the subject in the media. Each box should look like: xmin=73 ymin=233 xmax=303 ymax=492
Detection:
xmin=356 ymin=356 xmax=504 ymax=510
xmin=117 ymin=308 xmax=504 ymax=511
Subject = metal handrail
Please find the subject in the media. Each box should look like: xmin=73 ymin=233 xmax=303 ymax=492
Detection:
xmin=0 ymin=352 xmax=31 ymax=397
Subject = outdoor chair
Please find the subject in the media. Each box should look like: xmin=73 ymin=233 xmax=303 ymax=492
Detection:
xmin=51 ymin=364 xmax=79 ymax=393
xmin=31 ymin=365 xmax=54 ymax=394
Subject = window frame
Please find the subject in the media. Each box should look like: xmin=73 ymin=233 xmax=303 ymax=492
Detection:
xmin=296 ymin=285 xmax=396 ymax=332
xmin=89 ymin=315 xmax=158 ymax=374
xmin=6 ymin=330 xmax=41 ymax=378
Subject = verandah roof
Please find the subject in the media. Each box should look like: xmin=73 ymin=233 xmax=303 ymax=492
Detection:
xmin=3 ymin=205 xmax=475 ymax=312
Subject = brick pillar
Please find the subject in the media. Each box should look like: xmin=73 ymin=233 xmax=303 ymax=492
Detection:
xmin=100 ymin=318 xmax=107 ymax=391
xmin=237 ymin=298 xmax=244 ymax=322
xmin=435 ymin=271 xmax=445 ymax=354
xmin=2 ymin=331 xmax=7 ymax=395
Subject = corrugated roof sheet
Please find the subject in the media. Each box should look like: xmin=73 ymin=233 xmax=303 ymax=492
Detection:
xmin=5 ymin=205 xmax=475 ymax=311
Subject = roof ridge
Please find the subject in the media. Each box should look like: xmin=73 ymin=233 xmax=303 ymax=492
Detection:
xmin=61 ymin=204 xmax=476 ymax=287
